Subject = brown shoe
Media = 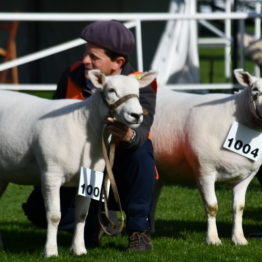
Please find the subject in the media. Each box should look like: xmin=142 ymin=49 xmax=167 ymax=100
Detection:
xmin=127 ymin=231 xmax=153 ymax=252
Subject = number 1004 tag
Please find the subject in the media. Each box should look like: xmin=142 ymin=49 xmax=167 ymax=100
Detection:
xmin=223 ymin=122 xmax=262 ymax=161
xmin=225 ymin=138 xmax=259 ymax=160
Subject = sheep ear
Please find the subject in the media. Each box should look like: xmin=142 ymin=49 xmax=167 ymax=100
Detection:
xmin=234 ymin=68 xmax=255 ymax=87
xmin=136 ymin=71 xmax=158 ymax=88
xmin=88 ymin=69 xmax=106 ymax=89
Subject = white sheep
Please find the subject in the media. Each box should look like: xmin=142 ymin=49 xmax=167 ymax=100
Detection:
xmin=0 ymin=69 xmax=156 ymax=257
xmin=151 ymin=69 xmax=262 ymax=245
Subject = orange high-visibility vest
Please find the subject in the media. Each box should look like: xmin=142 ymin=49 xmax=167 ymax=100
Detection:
xmin=65 ymin=62 xmax=86 ymax=100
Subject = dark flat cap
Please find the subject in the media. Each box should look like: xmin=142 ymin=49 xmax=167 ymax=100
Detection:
xmin=81 ymin=20 xmax=135 ymax=56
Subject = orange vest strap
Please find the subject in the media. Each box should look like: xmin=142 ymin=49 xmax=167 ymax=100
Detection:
xmin=129 ymin=71 xmax=143 ymax=77
xmin=66 ymin=78 xmax=86 ymax=100
xmin=129 ymin=71 xmax=157 ymax=93
xmin=155 ymin=166 xmax=159 ymax=180
xmin=69 ymin=61 xmax=82 ymax=71
xmin=150 ymin=79 xmax=157 ymax=93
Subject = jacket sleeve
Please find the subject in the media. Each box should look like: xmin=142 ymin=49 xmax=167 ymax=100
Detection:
xmin=119 ymin=83 xmax=157 ymax=149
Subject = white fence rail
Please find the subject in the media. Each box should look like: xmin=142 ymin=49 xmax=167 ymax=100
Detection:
xmin=0 ymin=12 xmax=262 ymax=21
xmin=0 ymin=83 xmax=243 ymax=91
xmin=0 ymin=10 xmax=261 ymax=91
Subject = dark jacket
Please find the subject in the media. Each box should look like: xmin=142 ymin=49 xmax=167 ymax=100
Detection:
xmin=53 ymin=62 xmax=157 ymax=149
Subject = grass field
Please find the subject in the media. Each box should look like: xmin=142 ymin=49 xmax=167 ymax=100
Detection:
xmin=1 ymin=180 xmax=262 ymax=261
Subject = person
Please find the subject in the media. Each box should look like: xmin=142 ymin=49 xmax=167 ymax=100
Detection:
xmin=22 ymin=20 xmax=157 ymax=252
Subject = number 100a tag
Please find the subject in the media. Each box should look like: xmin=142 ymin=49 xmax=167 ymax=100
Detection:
xmin=223 ymin=122 xmax=262 ymax=161
xmin=78 ymin=167 xmax=110 ymax=201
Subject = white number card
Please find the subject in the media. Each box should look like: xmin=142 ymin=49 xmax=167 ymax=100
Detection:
xmin=223 ymin=121 xmax=262 ymax=161
xmin=78 ymin=167 xmax=110 ymax=201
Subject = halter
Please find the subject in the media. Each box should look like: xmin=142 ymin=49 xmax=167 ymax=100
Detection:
xmin=104 ymin=94 xmax=139 ymax=118
xmin=249 ymin=83 xmax=262 ymax=123
xmin=101 ymin=91 xmax=149 ymax=118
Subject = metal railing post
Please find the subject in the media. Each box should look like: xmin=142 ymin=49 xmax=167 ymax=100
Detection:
xmin=135 ymin=20 xmax=143 ymax=72
xmin=254 ymin=2 xmax=261 ymax=76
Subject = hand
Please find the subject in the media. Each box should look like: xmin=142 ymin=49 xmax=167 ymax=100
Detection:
xmin=106 ymin=117 xmax=135 ymax=142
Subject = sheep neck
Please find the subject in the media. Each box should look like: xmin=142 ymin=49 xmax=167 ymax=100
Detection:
xmin=236 ymin=88 xmax=262 ymax=130
xmin=83 ymin=90 xmax=109 ymax=138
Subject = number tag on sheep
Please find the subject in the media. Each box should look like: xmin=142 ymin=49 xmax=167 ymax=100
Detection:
xmin=223 ymin=121 xmax=262 ymax=161
xmin=78 ymin=167 xmax=110 ymax=201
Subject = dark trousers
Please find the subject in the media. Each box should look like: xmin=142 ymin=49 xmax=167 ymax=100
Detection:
xmin=22 ymin=139 xmax=156 ymax=234
xmin=112 ymin=139 xmax=156 ymax=232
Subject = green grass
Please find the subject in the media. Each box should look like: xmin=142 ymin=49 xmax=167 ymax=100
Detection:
xmin=1 ymin=181 xmax=262 ymax=261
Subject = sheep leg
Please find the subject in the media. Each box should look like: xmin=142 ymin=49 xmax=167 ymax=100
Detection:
xmin=198 ymin=173 xmax=221 ymax=245
xmin=70 ymin=195 xmax=91 ymax=255
xmin=231 ymin=173 xmax=256 ymax=245
xmin=0 ymin=179 xmax=9 ymax=249
xmin=41 ymin=175 xmax=62 ymax=257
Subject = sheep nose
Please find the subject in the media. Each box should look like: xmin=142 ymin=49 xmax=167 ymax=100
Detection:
xmin=130 ymin=113 xmax=142 ymax=122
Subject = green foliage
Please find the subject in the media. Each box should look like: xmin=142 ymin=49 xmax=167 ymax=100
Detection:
xmin=199 ymin=47 xmax=258 ymax=86
xmin=1 ymin=181 xmax=262 ymax=261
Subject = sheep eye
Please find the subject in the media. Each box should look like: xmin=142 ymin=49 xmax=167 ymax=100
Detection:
xmin=108 ymin=88 xmax=117 ymax=96
xmin=252 ymin=87 xmax=259 ymax=98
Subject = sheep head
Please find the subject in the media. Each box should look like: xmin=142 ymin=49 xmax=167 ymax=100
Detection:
xmin=88 ymin=69 xmax=157 ymax=128
xmin=234 ymin=68 xmax=262 ymax=99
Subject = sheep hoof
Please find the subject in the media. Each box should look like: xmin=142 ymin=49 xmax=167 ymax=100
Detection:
xmin=232 ymin=236 xmax=248 ymax=245
xmin=70 ymin=245 xmax=87 ymax=256
xmin=43 ymin=251 xmax=58 ymax=258
xmin=206 ymin=237 xmax=222 ymax=245
xmin=43 ymin=245 xmax=58 ymax=257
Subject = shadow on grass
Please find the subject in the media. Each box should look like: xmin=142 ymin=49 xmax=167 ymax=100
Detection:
xmin=1 ymin=214 xmax=262 ymax=254
xmin=153 ymin=218 xmax=262 ymax=240
xmin=0 ymin=221 xmax=128 ymax=254
xmin=245 ymin=208 xmax=262 ymax=222
xmin=102 ymin=241 xmax=127 ymax=252
xmin=0 ymin=222 xmax=72 ymax=254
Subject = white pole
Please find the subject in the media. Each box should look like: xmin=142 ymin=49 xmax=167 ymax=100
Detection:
xmin=199 ymin=20 xmax=231 ymax=40
xmin=0 ymin=12 xmax=261 ymax=22
xmin=225 ymin=0 xmax=233 ymax=79
xmin=0 ymin=39 xmax=85 ymax=72
xmin=239 ymin=19 xmax=245 ymax=69
xmin=0 ymin=84 xmax=56 ymax=90
xmin=0 ymin=83 xmax=241 ymax=91
xmin=254 ymin=2 xmax=261 ymax=77
xmin=135 ymin=20 xmax=144 ymax=72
